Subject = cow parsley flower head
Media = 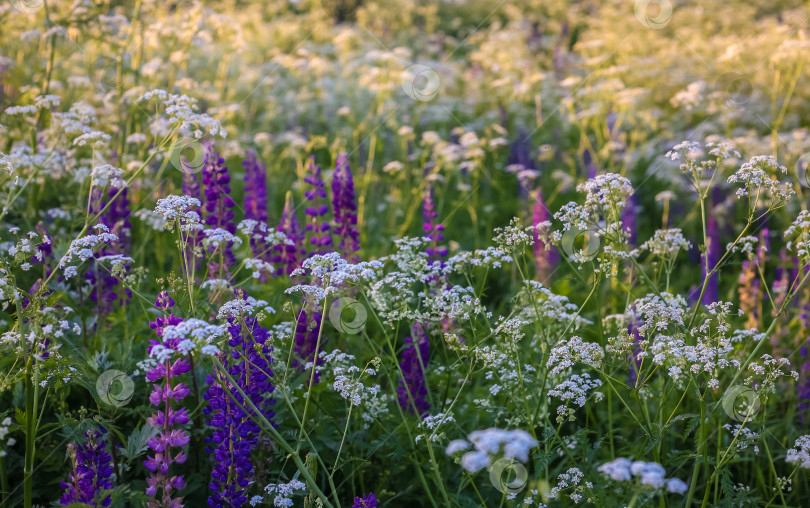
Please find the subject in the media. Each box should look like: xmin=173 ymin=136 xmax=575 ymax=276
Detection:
xmin=449 ymin=428 xmax=538 ymax=472
xmin=576 ymin=173 xmax=634 ymax=214
xmin=787 ymin=435 xmax=810 ymax=469
xmin=641 ymin=229 xmax=691 ymax=257
xmin=493 ymin=217 xmax=535 ymax=255
xmin=727 ymin=156 xmax=793 ymax=209
xmin=547 ymin=336 xmax=604 ymax=374
xmin=153 ymin=195 xmax=203 ymax=232
xmin=785 ymin=210 xmax=810 ymax=266
xmin=598 ymin=458 xmax=688 ymax=493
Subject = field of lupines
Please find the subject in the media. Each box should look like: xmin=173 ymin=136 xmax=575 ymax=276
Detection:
xmin=1 ymin=0 xmax=810 ymax=506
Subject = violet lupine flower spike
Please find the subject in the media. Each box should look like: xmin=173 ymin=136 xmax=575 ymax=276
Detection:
xmin=532 ymin=188 xmax=557 ymax=281
xmin=204 ymin=289 xmax=276 ymax=507
xmin=331 ymin=152 xmax=360 ymax=256
xmin=273 ymin=191 xmax=305 ymax=276
xmin=243 ymin=150 xmax=268 ymax=225
xmin=397 ymin=323 xmax=430 ymax=415
xmin=702 ymin=212 xmax=720 ymax=305
xmin=292 ymin=309 xmax=325 ymax=383
xmin=352 ymin=493 xmax=379 ymax=508
xmin=202 ymin=143 xmax=237 ymax=279
xmin=243 ymin=150 xmax=271 ymax=261
xmin=583 ymin=148 xmax=597 ymax=180
xmin=60 ymin=429 xmax=114 ymax=507
xmin=423 ymin=184 xmax=447 ymax=261
xmin=627 ymin=318 xmax=644 ymax=388
xmin=799 ymin=345 xmax=810 ymax=425
xmin=87 ymin=187 xmax=132 ymax=314
xmin=181 ymin=170 xmax=205 ymax=271
xmin=144 ymin=292 xmax=190 ymax=508
xmin=303 ymin=156 xmax=333 ymax=255
xmin=621 ymin=191 xmax=638 ymax=247
xmin=26 ymin=221 xmax=54 ymax=307
xmin=507 ymin=130 xmax=535 ymax=201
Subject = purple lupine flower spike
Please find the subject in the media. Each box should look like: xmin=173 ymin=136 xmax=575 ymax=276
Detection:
xmin=583 ymin=148 xmax=597 ymax=180
xmin=397 ymin=323 xmax=430 ymax=415
xmin=86 ymin=187 xmax=132 ymax=313
xmin=798 ymin=347 xmax=810 ymax=425
xmin=621 ymin=191 xmax=637 ymax=246
xmin=508 ymin=131 xmax=536 ymax=200
xmin=627 ymin=319 xmax=643 ymax=387
xmin=292 ymin=309 xmax=325 ymax=383
xmin=702 ymin=213 xmax=720 ymax=305
xmin=423 ymin=184 xmax=447 ymax=260
xmin=144 ymin=292 xmax=189 ymax=508
xmin=33 ymin=220 xmax=53 ymax=266
xmin=60 ymin=429 xmax=114 ymax=507
xmin=202 ymin=143 xmax=236 ymax=279
xmin=243 ymin=150 xmax=271 ymax=262
xmin=26 ymin=221 xmax=54 ymax=308
xmin=273 ymin=191 xmax=305 ymax=276
xmin=331 ymin=152 xmax=360 ymax=255
xmin=303 ymin=156 xmax=333 ymax=255
xmin=182 ymin=171 xmax=204 ymax=269
xmin=352 ymin=493 xmax=379 ymax=508
xmin=243 ymin=150 xmax=268 ymax=224
xmin=205 ymin=289 xmax=275 ymax=507
xmin=532 ymin=188 xmax=557 ymax=281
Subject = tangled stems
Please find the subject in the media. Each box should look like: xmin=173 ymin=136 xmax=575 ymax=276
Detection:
xmin=14 ymin=274 xmax=37 ymax=508
xmin=680 ymin=267 xmax=810 ymax=506
xmin=358 ymin=294 xmax=449 ymax=507
xmin=210 ymin=357 xmax=336 ymax=508
xmin=295 ymin=296 xmax=329 ymax=449
xmin=238 ymin=344 xmax=347 ymax=508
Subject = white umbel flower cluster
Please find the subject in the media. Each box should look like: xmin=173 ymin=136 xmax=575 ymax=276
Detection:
xmin=446 ymin=428 xmax=538 ymax=473
xmin=597 ymin=458 xmax=688 ymax=493
xmin=786 ymin=435 xmax=810 ymax=469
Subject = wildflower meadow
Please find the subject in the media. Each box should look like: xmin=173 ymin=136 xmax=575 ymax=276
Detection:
xmin=2 ymin=0 xmax=810 ymax=506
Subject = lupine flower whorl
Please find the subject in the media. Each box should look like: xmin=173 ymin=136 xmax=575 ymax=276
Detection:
xmin=59 ymin=429 xmax=114 ymax=507
xmin=352 ymin=493 xmax=379 ymax=508
xmin=738 ymin=259 xmax=761 ymax=329
xmin=202 ymin=142 xmax=236 ymax=278
xmin=144 ymin=292 xmax=190 ymax=508
xmin=702 ymin=212 xmax=720 ymax=305
xmin=27 ymin=221 xmax=54 ymax=306
xmin=397 ymin=323 xmax=430 ymax=415
xmin=304 ymin=156 xmax=333 ymax=254
xmin=86 ymin=187 xmax=132 ymax=313
xmin=507 ymin=132 xmax=536 ymax=200
xmin=243 ymin=150 xmax=268 ymax=223
xmin=627 ymin=319 xmax=643 ymax=387
xmin=181 ymin=170 xmax=205 ymax=268
xmin=331 ymin=152 xmax=360 ymax=255
xmin=621 ymin=191 xmax=638 ymax=246
xmin=243 ymin=150 xmax=271 ymax=261
xmin=583 ymin=148 xmax=597 ymax=180
xmin=799 ymin=346 xmax=810 ymax=424
xmin=204 ymin=289 xmax=275 ymax=507
xmin=293 ymin=308 xmax=325 ymax=383
xmin=273 ymin=191 xmax=305 ymax=276
xmin=423 ymin=184 xmax=447 ymax=260
xmin=532 ymin=188 xmax=557 ymax=281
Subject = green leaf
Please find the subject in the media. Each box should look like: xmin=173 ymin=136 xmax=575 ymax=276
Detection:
xmin=121 ymin=425 xmax=157 ymax=462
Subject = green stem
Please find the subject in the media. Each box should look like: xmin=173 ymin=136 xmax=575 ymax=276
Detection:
xmin=212 ymin=358 xmax=337 ymax=508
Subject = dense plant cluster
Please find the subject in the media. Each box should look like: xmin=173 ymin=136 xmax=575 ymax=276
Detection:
xmin=1 ymin=0 xmax=810 ymax=507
